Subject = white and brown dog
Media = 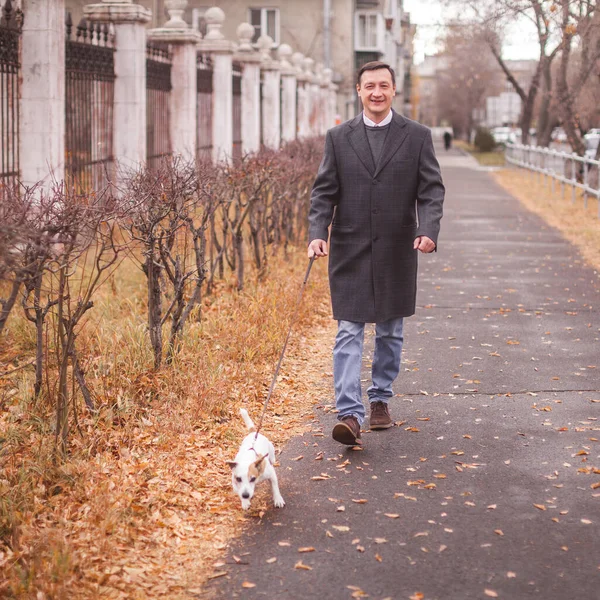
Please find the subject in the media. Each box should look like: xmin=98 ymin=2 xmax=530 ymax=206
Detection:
xmin=227 ymin=408 xmax=285 ymax=510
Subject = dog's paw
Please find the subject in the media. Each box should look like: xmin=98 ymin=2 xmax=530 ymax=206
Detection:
xmin=273 ymin=495 xmax=285 ymax=508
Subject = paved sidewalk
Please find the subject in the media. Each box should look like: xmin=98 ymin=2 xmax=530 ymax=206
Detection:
xmin=205 ymin=147 xmax=599 ymax=599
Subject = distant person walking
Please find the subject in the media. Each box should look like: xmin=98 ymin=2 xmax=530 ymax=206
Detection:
xmin=443 ymin=130 xmax=452 ymax=151
xmin=307 ymin=61 xmax=445 ymax=447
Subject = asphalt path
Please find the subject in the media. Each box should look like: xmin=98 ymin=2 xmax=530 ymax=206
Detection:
xmin=205 ymin=147 xmax=599 ymax=600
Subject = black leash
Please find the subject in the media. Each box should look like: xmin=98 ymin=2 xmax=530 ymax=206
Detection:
xmin=254 ymin=256 xmax=316 ymax=441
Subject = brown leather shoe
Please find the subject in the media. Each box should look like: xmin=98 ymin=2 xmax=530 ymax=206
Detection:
xmin=332 ymin=415 xmax=362 ymax=446
xmin=370 ymin=401 xmax=393 ymax=430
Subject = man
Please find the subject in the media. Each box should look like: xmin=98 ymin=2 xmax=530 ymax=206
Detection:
xmin=307 ymin=61 xmax=444 ymax=447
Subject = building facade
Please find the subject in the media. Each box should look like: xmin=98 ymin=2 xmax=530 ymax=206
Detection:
xmin=65 ymin=0 xmax=415 ymax=122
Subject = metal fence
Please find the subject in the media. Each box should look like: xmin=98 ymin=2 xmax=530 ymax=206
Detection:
xmin=232 ymin=61 xmax=242 ymax=162
xmin=0 ymin=0 xmax=23 ymax=190
xmin=65 ymin=15 xmax=116 ymax=192
xmin=146 ymin=41 xmax=172 ymax=171
xmin=505 ymin=143 xmax=600 ymax=218
xmin=196 ymin=53 xmax=212 ymax=162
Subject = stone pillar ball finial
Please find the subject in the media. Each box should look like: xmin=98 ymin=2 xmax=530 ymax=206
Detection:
xmin=164 ymin=0 xmax=188 ymax=29
xmin=303 ymin=56 xmax=314 ymax=75
xmin=204 ymin=6 xmax=225 ymax=40
xmin=277 ymin=43 xmax=293 ymax=69
xmin=323 ymin=67 xmax=332 ymax=83
xmin=257 ymin=34 xmax=274 ymax=64
xmin=236 ymin=22 xmax=255 ymax=52
xmin=291 ymin=51 xmax=304 ymax=70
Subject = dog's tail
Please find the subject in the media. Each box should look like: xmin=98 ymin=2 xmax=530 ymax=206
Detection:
xmin=240 ymin=408 xmax=256 ymax=431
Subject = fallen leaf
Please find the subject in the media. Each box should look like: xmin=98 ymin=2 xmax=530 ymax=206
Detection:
xmin=242 ymin=581 xmax=256 ymax=588
xmin=298 ymin=547 xmax=315 ymax=553
xmin=484 ymin=590 xmax=498 ymax=598
xmin=533 ymin=504 xmax=547 ymax=511
xmin=294 ymin=561 xmax=312 ymax=570
xmin=384 ymin=513 xmax=400 ymax=519
xmin=352 ymin=498 xmax=368 ymax=504
xmin=266 ymin=557 xmax=277 ymax=564
xmin=494 ymin=529 xmax=504 ymax=536
xmin=332 ymin=525 xmax=350 ymax=532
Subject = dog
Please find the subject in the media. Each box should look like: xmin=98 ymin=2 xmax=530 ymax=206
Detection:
xmin=227 ymin=408 xmax=285 ymax=510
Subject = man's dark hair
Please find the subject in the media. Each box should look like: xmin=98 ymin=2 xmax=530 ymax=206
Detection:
xmin=357 ymin=61 xmax=396 ymax=86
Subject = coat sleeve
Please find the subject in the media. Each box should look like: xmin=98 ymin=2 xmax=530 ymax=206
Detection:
xmin=308 ymin=131 xmax=340 ymax=242
xmin=415 ymin=129 xmax=445 ymax=247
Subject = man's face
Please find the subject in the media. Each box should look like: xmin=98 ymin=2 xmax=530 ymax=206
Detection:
xmin=357 ymin=69 xmax=396 ymax=123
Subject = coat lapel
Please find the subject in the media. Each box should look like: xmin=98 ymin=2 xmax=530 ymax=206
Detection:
xmin=373 ymin=112 xmax=409 ymax=178
xmin=346 ymin=115 xmax=375 ymax=176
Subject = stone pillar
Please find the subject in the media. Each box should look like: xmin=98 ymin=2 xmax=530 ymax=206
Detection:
xmin=234 ymin=22 xmax=261 ymax=155
xmin=258 ymin=35 xmax=280 ymax=150
xmin=304 ymin=57 xmax=320 ymax=137
xmin=277 ymin=44 xmax=297 ymax=144
xmin=147 ymin=1 xmax=201 ymax=163
xmin=329 ymin=80 xmax=339 ymax=127
xmin=322 ymin=68 xmax=333 ymax=133
xmin=85 ymin=0 xmax=151 ymax=178
xmin=20 ymin=0 xmax=65 ymax=188
xmin=292 ymin=52 xmax=310 ymax=139
xmin=199 ymin=6 xmax=235 ymax=164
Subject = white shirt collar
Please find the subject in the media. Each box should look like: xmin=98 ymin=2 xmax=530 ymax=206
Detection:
xmin=363 ymin=110 xmax=393 ymax=127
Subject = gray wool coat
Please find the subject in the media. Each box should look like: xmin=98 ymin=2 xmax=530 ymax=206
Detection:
xmin=308 ymin=110 xmax=445 ymax=323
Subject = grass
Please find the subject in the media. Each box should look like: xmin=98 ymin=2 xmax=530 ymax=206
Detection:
xmin=454 ymin=139 xmax=507 ymax=167
xmin=0 ymin=244 xmax=334 ymax=598
xmin=492 ymin=167 xmax=600 ymax=271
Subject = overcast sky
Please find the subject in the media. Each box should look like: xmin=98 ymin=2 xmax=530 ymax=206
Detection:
xmin=404 ymin=0 xmax=540 ymax=63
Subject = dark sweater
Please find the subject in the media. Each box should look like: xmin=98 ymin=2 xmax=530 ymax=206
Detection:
xmin=364 ymin=122 xmax=390 ymax=166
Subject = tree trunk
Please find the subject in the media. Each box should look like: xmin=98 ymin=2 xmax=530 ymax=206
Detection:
xmin=536 ymin=59 xmax=555 ymax=147
xmin=145 ymin=247 xmax=163 ymax=370
xmin=0 ymin=279 xmax=22 ymax=335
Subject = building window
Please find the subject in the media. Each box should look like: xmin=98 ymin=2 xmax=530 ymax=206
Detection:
xmin=249 ymin=8 xmax=279 ymax=45
xmin=355 ymin=11 xmax=384 ymax=52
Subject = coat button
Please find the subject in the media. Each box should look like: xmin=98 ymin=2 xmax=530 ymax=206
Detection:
xmin=372 ymin=179 xmax=378 ymax=185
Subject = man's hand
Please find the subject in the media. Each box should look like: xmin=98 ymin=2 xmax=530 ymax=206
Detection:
xmin=414 ymin=236 xmax=435 ymax=253
xmin=308 ymin=239 xmax=328 ymax=259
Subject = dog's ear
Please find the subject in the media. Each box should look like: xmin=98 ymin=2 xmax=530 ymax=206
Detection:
xmin=226 ymin=461 xmax=238 ymax=470
xmin=253 ymin=454 xmax=267 ymax=474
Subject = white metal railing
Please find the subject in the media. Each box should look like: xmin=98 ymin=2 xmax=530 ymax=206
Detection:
xmin=505 ymin=143 xmax=600 ymax=217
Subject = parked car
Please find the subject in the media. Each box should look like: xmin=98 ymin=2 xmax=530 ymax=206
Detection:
xmin=491 ymin=126 xmax=517 ymax=146
xmin=584 ymin=132 xmax=599 ymax=160
xmin=552 ymin=127 xmax=568 ymax=142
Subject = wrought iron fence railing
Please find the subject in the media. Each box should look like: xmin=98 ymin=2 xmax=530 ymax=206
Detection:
xmin=196 ymin=52 xmax=212 ymax=162
xmin=65 ymin=14 xmax=115 ymax=192
xmin=0 ymin=0 xmax=23 ymax=191
xmin=505 ymin=143 xmax=600 ymax=218
xmin=146 ymin=41 xmax=172 ymax=171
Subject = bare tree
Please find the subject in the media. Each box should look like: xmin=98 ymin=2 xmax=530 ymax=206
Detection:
xmin=436 ymin=24 xmax=500 ymax=140
xmin=554 ymin=2 xmax=600 ymax=155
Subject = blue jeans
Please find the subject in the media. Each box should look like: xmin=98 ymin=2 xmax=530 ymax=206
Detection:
xmin=333 ymin=317 xmax=404 ymax=424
